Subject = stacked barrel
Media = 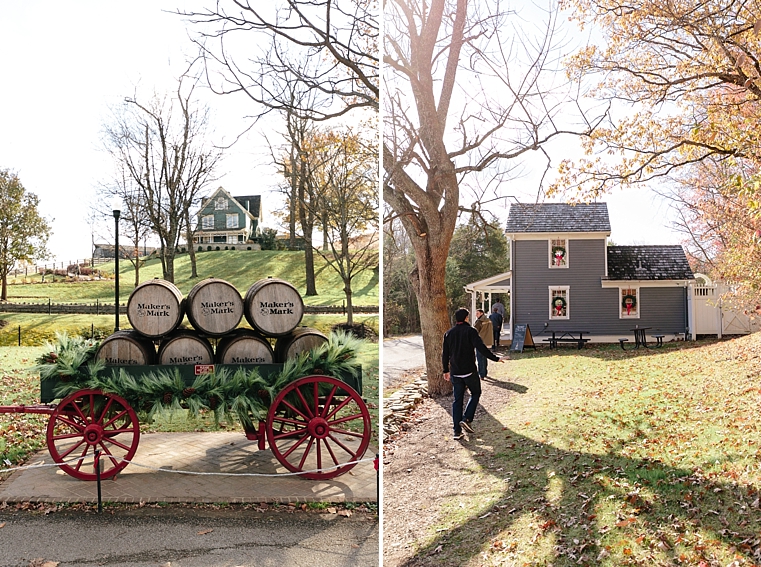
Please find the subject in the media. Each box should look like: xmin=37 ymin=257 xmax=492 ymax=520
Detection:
xmin=94 ymin=277 xmax=328 ymax=368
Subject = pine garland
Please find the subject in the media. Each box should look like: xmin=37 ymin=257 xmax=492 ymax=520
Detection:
xmin=34 ymin=330 xmax=363 ymax=429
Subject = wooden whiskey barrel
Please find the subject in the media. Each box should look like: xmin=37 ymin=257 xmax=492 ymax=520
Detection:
xmin=215 ymin=329 xmax=274 ymax=365
xmin=244 ymin=278 xmax=304 ymax=337
xmin=274 ymin=327 xmax=328 ymax=362
xmin=185 ymin=278 xmax=244 ymax=337
xmin=157 ymin=330 xmax=214 ymax=366
xmin=126 ymin=279 xmax=184 ymax=338
xmin=95 ymin=330 xmax=156 ymax=366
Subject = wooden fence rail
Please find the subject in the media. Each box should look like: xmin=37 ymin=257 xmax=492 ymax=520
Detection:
xmin=0 ymin=301 xmax=378 ymax=316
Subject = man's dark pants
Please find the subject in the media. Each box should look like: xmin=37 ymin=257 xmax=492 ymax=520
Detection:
xmin=476 ymin=349 xmax=488 ymax=378
xmin=452 ymin=372 xmax=482 ymax=434
xmin=492 ymin=329 xmax=500 ymax=348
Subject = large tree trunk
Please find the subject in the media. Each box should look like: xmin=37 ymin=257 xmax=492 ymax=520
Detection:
xmin=410 ymin=249 xmax=453 ymax=397
xmin=1 ymin=273 xmax=7 ymax=302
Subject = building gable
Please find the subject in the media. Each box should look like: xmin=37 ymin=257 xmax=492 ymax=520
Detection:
xmin=506 ymin=202 xmax=611 ymax=234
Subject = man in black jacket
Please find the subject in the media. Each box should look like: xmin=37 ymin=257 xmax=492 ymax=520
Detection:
xmin=442 ymin=308 xmax=504 ymax=439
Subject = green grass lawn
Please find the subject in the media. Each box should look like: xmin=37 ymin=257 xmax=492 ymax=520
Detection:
xmin=407 ymin=336 xmax=761 ymax=566
xmin=6 ymin=250 xmax=379 ymax=307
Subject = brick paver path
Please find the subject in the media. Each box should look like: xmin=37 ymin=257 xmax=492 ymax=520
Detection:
xmin=0 ymin=432 xmax=377 ymax=504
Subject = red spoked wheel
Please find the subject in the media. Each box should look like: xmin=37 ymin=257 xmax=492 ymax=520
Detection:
xmin=46 ymin=389 xmax=140 ymax=481
xmin=266 ymin=375 xmax=371 ymax=480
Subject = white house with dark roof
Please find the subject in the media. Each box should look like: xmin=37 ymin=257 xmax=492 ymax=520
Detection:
xmin=193 ymin=187 xmax=261 ymax=248
xmin=496 ymin=202 xmax=695 ymax=344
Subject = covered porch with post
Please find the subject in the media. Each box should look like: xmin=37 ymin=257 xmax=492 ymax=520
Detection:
xmin=464 ymin=271 xmax=512 ymax=344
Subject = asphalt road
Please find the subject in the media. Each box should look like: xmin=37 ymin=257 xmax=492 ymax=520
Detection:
xmin=0 ymin=507 xmax=378 ymax=567
xmin=382 ymin=335 xmax=424 ymax=388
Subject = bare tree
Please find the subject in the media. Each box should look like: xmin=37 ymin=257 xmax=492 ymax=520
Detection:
xmin=94 ymin=167 xmax=153 ymax=287
xmin=384 ymin=0 xmax=601 ymax=395
xmin=181 ymin=0 xmax=379 ymax=121
xmin=102 ymin=75 xmax=222 ymax=283
xmin=306 ymin=128 xmax=379 ymax=324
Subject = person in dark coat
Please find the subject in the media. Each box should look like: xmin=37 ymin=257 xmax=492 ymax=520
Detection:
xmin=489 ymin=306 xmax=503 ymax=349
xmin=442 ymin=308 xmax=504 ymax=439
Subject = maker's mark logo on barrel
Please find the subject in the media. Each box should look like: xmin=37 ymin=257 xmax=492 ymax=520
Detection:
xmin=201 ymin=300 xmax=236 ymax=317
xmin=259 ymin=300 xmax=295 ymax=317
xmin=137 ymin=302 xmax=171 ymax=318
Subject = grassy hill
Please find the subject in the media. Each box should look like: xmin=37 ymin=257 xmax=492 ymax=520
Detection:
xmin=0 ymin=250 xmax=379 ymax=344
xmin=7 ymin=250 xmax=379 ymax=307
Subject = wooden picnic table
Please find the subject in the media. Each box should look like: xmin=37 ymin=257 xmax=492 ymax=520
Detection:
xmin=629 ymin=326 xmax=652 ymax=349
xmin=542 ymin=330 xmax=591 ymax=350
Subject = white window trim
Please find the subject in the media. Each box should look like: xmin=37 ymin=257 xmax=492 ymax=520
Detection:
xmin=619 ymin=286 xmax=640 ymax=319
xmin=548 ymin=239 xmax=569 ymax=269
xmin=201 ymin=215 xmax=214 ymax=230
xmin=549 ymin=286 xmax=570 ymax=320
xmin=226 ymin=213 xmax=239 ymax=229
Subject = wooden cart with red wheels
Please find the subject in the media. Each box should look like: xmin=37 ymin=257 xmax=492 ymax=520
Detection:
xmin=0 ymin=368 xmax=371 ymax=481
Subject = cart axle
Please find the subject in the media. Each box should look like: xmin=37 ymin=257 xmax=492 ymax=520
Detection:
xmin=0 ymin=404 xmax=57 ymax=415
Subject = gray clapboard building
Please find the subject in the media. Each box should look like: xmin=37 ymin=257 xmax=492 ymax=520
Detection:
xmin=504 ymin=202 xmax=694 ymax=343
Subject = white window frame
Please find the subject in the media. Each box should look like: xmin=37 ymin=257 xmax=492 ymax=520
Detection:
xmin=549 ymin=286 xmax=570 ymax=320
xmin=548 ymin=238 xmax=569 ymax=269
xmin=201 ymin=215 xmax=214 ymax=230
xmin=215 ymin=197 xmax=228 ymax=210
xmin=226 ymin=213 xmax=239 ymax=229
xmin=227 ymin=234 xmax=237 ymax=244
xmin=619 ymin=286 xmax=640 ymax=319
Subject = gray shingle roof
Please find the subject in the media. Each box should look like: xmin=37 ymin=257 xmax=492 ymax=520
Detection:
xmin=606 ymin=245 xmax=694 ymax=281
xmin=506 ymin=203 xmax=611 ymax=233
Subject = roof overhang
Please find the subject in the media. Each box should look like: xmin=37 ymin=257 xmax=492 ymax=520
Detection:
xmin=601 ymin=279 xmax=693 ymax=288
xmin=507 ymin=231 xmax=610 ymax=241
xmin=464 ymin=271 xmax=512 ymax=292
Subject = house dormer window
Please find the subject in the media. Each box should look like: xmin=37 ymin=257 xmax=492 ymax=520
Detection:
xmin=620 ymin=287 xmax=639 ymax=319
xmin=201 ymin=215 xmax=214 ymax=230
xmin=549 ymin=286 xmax=569 ymax=319
xmin=549 ymin=238 xmax=568 ymax=269
xmin=215 ymin=197 xmax=228 ymax=210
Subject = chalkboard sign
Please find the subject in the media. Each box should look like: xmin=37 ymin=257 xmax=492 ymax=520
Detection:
xmin=510 ymin=324 xmax=535 ymax=352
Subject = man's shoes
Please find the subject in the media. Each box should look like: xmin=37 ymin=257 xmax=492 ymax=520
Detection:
xmin=460 ymin=420 xmax=475 ymax=434
xmin=453 ymin=432 xmax=464 ymax=440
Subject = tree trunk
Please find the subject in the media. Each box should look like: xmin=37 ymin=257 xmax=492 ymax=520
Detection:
xmin=345 ymin=283 xmax=354 ymax=325
xmin=1 ymin=274 xmax=7 ymax=301
xmin=410 ymin=248 xmax=453 ymax=397
xmin=304 ymin=243 xmax=317 ymax=296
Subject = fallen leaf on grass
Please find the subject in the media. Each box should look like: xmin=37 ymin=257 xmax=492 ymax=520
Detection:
xmin=338 ymin=510 xmax=352 ymax=517
xmin=327 ymin=507 xmax=337 ymax=514
xmin=197 ymin=529 xmax=213 ymax=535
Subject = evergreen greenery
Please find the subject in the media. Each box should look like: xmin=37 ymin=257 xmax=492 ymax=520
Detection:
xmin=35 ymin=331 xmax=364 ymax=429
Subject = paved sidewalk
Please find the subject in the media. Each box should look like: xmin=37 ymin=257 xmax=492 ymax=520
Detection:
xmin=0 ymin=432 xmax=378 ymax=504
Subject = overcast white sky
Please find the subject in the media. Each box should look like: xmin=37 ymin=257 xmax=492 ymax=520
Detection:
xmin=1 ymin=2 xmax=680 ymax=265
xmin=0 ymin=1 xmax=284 ymax=263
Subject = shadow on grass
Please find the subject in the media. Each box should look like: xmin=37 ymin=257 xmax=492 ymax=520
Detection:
xmin=397 ymin=388 xmax=761 ymax=566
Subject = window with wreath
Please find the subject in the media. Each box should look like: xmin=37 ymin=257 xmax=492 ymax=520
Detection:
xmin=201 ymin=215 xmax=214 ymax=230
xmin=620 ymin=287 xmax=639 ymax=318
xmin=549 ymin=286 xmax=569 ymax=319
xmin=549 ymin=238 xmax=568 ymax=269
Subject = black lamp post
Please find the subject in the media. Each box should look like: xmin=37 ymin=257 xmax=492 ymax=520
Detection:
xmin=112 ymin=200 xmax=121 ymax=333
